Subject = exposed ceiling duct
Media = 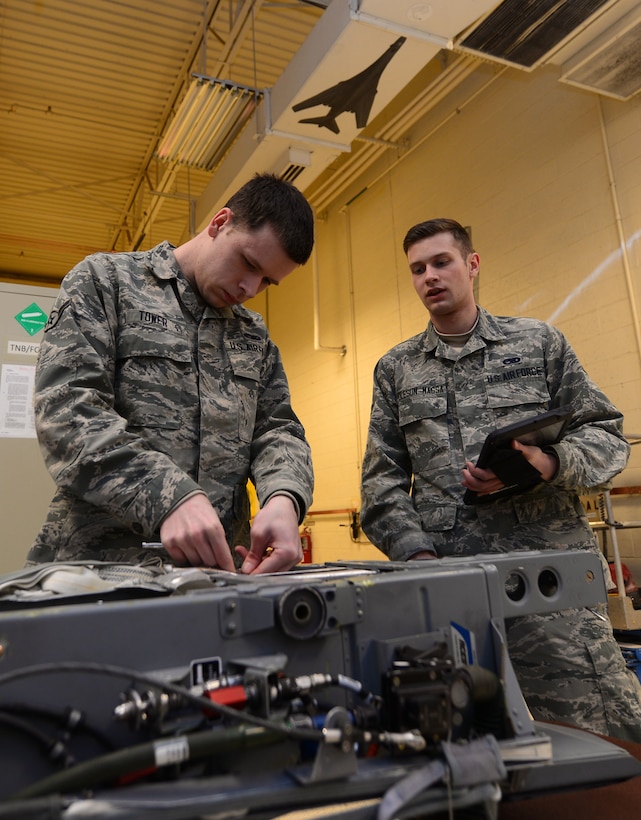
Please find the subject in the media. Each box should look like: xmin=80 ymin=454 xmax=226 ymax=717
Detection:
xmin=194 ymin=0 xmax=501 ymax=228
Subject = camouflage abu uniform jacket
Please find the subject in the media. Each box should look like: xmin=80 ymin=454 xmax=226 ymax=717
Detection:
xmin=361 ymin=306 xmax=629 ymax=561
xmin=28 ymin=241 xmax=313 ymax=564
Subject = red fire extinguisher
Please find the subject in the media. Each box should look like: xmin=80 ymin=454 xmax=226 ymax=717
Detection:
xmin=300 ymin=527 xmax=313 ymax=564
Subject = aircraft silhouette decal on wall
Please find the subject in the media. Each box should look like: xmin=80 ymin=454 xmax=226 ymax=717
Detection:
xmin=292 ymin=36 xmax=407 ymax=135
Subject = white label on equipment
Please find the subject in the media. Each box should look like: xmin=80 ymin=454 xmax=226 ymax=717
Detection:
xmin=153 ymin=736 xmax=190 ymax=767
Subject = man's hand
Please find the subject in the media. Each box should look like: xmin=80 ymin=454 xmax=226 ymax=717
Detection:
xmin=409 ymin=551 xmax=439 ymax=560
xmin=159 ymin=493 xmax=236 ymax=571
xmin=235 ymin=495 xmax=301 ymax=575
xmin=461 ymin=461 xmax=504 ymax=496
xmin=511 ymin=439 xmax=559 ymax=481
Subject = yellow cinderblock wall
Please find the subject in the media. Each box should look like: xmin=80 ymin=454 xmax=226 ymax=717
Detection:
xmin=253 ymin=66 xmax=641 ymax=568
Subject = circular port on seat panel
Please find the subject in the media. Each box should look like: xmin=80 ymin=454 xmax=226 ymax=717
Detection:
xmin=538 ymin=568 xmax=560 ymax=598
xmin=277 ymin=586 xmax=327 ymax=640
xmin=505 ymin=571 xmax=527 ymax=601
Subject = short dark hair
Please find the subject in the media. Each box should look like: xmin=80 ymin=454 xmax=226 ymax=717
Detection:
xmin=226 ymin=173 xmax=314 ymax=265
xmin=403 ymin=218 xmax=473 ymax=258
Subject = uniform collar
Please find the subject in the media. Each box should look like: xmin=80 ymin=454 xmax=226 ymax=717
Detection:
xmin=422 ymin=306 xmax=506 ymax=352
xmin=146 ymin=241 xmax=236 ymax=319
xmin=145 ymin=241 xmax=182 ymax=281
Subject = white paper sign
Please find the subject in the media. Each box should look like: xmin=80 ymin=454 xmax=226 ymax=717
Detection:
xmin=0 ymin=364 xmax=36 ymax=438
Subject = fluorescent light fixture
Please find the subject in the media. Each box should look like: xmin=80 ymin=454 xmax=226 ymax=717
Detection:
xmin=157 ymin=74 xmax=263 ymax=171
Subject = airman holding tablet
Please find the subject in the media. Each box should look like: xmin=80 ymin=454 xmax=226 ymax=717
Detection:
xmin=361 ymin=218 xmax=641 ymax=741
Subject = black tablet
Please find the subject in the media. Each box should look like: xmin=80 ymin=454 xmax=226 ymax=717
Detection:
xmin=463 ymin=405 xmax=573 ymax=505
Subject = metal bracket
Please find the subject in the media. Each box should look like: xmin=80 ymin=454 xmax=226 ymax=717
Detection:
xmin=292 ymin=707 xmax=358 ymax=784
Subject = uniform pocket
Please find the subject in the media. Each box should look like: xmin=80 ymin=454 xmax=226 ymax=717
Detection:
xmin=399 ymin=395 xmax=451 ymax=470
xmin=226 ymin=347 xmax=260 ymax=443
xmin=117 ymin=323 xmax=192 ymax=363
xmin=116 ymin=322 xmax=196 ymax=430
xmin=414 ymin=500 xmax=457 ymax=533
xmin=485 ymin=376 xmax=550 ymax=422
xmin=512 ymin=491 xmax=580 ymax=526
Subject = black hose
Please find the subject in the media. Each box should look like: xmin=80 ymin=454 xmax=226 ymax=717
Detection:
xmin=9 ymin=723 xmax=285 ymax=801
xmin=0 ymin=711 xmax=58 ymax=754
xmin=1 ymin=702 xmax=114 ymax=752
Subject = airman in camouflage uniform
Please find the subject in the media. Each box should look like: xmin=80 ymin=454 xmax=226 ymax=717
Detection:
xmin=28 ymin=174 xmax=314 ymax=575
xmin=361 ymin=218 xmax=641 ymax=741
